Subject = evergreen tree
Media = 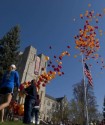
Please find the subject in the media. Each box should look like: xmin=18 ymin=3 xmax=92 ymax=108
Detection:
xmin=0 ymin=25 xmax=20 ymax=72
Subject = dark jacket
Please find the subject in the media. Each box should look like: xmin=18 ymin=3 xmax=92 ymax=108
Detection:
xmin=35 ymin=95 xmax=40 ymax=106
xmin=25 ymin=82 xmax=37 ymax=100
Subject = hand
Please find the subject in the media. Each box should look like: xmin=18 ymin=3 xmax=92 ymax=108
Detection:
xmin=18 ymin=88 xmax=20 ymax=92
xmin=14 ymin=87 xmax=18 ymax=92
xmin=25 ymin=93 xmax=28 ymax=95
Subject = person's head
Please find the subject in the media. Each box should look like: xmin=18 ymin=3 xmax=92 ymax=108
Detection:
xmin=31 ymin=79 xmax=37 ymax=84
xmin=9 ymin=64 xmax=16 ymax=71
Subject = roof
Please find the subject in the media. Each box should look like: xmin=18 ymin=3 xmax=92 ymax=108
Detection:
xmin=45 ymin=94 xmax=56 ymax=101
xmin=45 ymin=94 xmax=66 ymax=102
xmin=56 ymin=97 xmax=64 ymax=102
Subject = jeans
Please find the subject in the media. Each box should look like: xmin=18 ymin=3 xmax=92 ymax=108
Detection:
xmin=31 ymin=108 xmax=39 ymax=124
xmin=23 ymin=98 xmax=35 ymax=124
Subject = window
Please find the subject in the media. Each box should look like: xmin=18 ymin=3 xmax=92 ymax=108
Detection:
xmin=52 ymin=103 xmax=55 ymax=108
xmin=47 ymin=101 xmax=50 ymax=106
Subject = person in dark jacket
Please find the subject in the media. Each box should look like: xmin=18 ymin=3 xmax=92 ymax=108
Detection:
xmin=31 ymin=94 xmax=40 ymax=125
xmin=23 ymin=79 xmax=37 ymax=124
xmin=0 ymin=64 xmax=20 ymax=123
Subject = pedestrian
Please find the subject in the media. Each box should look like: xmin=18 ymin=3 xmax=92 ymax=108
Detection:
xmin=90 ymin=121 xmax=93 ymax=125
xmin=0 ymin=64 xmax=20 ymax=123
xmin=23 ymin=79 xmax=37 ymax=124
xmin=31 ymin=94 xmax=40 ymax=125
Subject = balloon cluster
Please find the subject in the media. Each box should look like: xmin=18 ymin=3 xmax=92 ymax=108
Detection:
xmin=75 ymin=21 xmax=100 ymax=59
xmin=36 ymin=47 xmax=70 ymax=87
xmin=36 ymin=71 xmax=56 ymax=88
xmin=9 ymin=100 xmax=24 ymax=116
xmin=75 ymin=9 xmax=102 ymax=58
xmin=19 ymin=82 xmax=31 ymax=97
xmin=74 ymin=3 xmax=105 ymax=69
xmin=79 ymin=10 xmax=102 ymax=23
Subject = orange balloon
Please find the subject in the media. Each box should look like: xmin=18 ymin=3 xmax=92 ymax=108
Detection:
xmin=52 ymin=71 xmax=56 ymax=75
xmin=80 ymin=14 xmax=83 ymax=18
xmin=74 ymin=55 xmax=77 ymax=58
xmin=45 ymin=56 xmax=50 ymax=61
xmin=88 ymin=4 xmax=91 ymax=7
xmin=61 ymin=52 xmax=65 ymax=56
xmin=58 ymin=72 xmax=61 ymax=75
xmin=59 ymin=61 xmax=62 ymax=65
xmin=47 ymin=76 xmax=52 ymax=81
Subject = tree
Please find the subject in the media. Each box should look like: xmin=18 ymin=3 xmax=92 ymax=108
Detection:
xmin=103 ymin=96 xmax=105 ymax=122
xmin=69 ymin=79 xmax=98 ymax=125
xmin=0 ymin=25 xmax=20 ymax=72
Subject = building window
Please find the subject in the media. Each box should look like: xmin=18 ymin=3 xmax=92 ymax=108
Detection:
xmin=56 ymin=104 xmax=60 ymax=109
xmin=52 ymin=103 xmax=55 ymax=108
xmin=44 ymin=100 xmax=46 ymax=104
xmin=47 ymin=109 xmax=50 ymax=115
xmin=47 ymin=101 xmax=50 ymax=106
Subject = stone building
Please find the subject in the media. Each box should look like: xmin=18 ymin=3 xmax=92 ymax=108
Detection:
xmin=44 ymin=94 xmax=68 ymax=122
xmin=17 ymin=45 xmax=68 ymax=120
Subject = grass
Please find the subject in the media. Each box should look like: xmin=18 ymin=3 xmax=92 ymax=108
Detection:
xmin=1 ymin=121 xmax=42 ymax=125
xmin=0 ymin=121 xmax=23 ymax=125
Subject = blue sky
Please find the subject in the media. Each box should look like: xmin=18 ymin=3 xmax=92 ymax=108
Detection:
xmin=0 ymin=0 xmax=105 ymax=112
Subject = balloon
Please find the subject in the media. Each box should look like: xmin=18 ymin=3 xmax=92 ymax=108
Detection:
xmin=80 ymin=14 xmax=83 ymax=19
xmin=41 ymin=67 xmax=45 ymax=71
xmin=47 ymin=76 xmax=52 ymax=81
xmin=74 ymin=55 xmax=77 ymax=58
xmin=61 ymin=52 xmax=65 ymax=56
xmin=19 ymin=84 xmax=24 ymax=91
xmin=18 ymin=104 xmax=24 ymax=116
xmin=42 ymin=83 xmax=46 ymax=87
xmin=48 ymin=64 xmax=50 ymax=67
xmin=52 ymin=71 xmax=56 ymax=75
xmin=45 ymin=56 xmax=50 ymax=61
xmin=67 ymin=46 xmax=70 ymax=48
xmin=88 ymin=4 xmax=91 ymax=7
xmin=49 ymin=46 xmax=52 ymax=49
xmin=59 ymin=61 xmax=62 ymax=65
xmin=59 ymin=56 xmax=62 ymax=60
xmin=73 ymin=18 xmax=76 ymax=21
xmin=58 ymin=72 xmax=61 ymax=75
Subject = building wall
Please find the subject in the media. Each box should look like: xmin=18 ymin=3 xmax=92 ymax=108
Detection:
xmin=43 ymin=95 xmax=68 ymax=122
xmin=37 ymin=54 xmax=47 ymax=118
xmin=44 ymin=95 xmax=57 ymax=121
xmin=17 ymin=46 xmax=37 ymax=83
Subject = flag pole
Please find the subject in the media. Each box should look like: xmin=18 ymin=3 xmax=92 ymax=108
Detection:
xmin=81 ymin=54 xmax=89 ymax=125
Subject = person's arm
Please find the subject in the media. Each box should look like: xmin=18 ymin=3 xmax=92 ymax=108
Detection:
xmin=24 ymin=84 xmax=32 ymax=93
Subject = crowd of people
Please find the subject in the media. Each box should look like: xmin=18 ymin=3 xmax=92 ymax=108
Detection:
xmin=43 ymin=120 xmax=105 ymax=125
